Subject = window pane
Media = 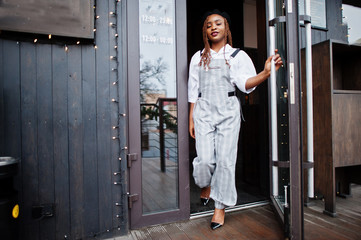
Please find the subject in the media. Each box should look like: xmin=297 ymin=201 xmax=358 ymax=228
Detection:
xmin=139 ymin=0 xmax=178 ymax=214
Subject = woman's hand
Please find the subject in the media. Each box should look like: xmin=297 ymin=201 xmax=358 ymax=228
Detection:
xmin=264 ymin=49 xmax=283 ymax=75
xmin=245 ymin=50 xmax=283 ymax=90
xmin=189 ymin=118 xmax=195 ymax=139
xmin=189 ymin=103 xmax=195 ymax=139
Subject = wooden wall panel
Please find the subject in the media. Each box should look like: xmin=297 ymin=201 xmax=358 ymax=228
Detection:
xmin=52 ymin=44 xmax=71 ymax=240
xmin=0 ymin=40 xmax=3 ymax=154
xmin=95 ymin=0 xmax=113 ymax=235
xmin=0 ymin=1 xmax=127 ymax=239
xmin=2 ymin=41 xmax=21 ymax=158
xmin=37 ymin=44 xmax=55 ymax=239
xmin=81 ymin=45 xmax=99 ymax=237
xmin=108 ymin=0 xmax=123 ymax=231
xmin=67 ymin=46 xmax=84 ymax=239
xmin=333 ymin=94 xmax=361 ymax=167
xmin=116 ymin=1 xmax=129 ymax=232
xmin=20 ymin=42 xmax=40 ymax=240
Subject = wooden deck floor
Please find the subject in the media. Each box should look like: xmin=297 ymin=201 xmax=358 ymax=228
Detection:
xmin=113 ymin=185 xmax=361 ymax=240
xmin=304 ymin=184 xmax=361 ymax=240
xmin=117 ymin=205 xmax=284 ymax=240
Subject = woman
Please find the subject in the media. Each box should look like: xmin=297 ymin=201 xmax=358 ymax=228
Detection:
xmin=188 ymin=9 xmax=283 ymax=230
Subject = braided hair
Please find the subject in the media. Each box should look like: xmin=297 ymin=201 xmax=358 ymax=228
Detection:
xmin=199 ymin=15 xmax=233 ymax=69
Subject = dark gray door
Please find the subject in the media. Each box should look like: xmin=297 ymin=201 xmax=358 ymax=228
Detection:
xmin=268 ymin=0 xmax=303 ymax=239
xmin=126 ymin=0 xmax=189 ymax=229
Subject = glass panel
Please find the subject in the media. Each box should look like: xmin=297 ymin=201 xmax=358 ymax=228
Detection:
xmin=298 ymin=0 xmax=326 ymax=28
xmin=273 ymin=0 xmax=290 ymax=213
xmin=342 ymin=3 xmax=361 ymax=44
xmin=139 ymin=0 xmax=178 ymax=214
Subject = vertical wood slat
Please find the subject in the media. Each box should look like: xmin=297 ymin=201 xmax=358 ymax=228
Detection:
xmin=109 ymin=0 xmax=122 ymax=231
xmin=0 ymin=40 xmax=3 ymax=155
xmin=82 ymin=45 xmax=99 ymax=237
xmin=20 ymin=42 xmax=39 ymax=240
xmin=116 ymin=0 xmax=129 ymax=231
xmin=2 ymin=40 xmax=21 ymax=158
xmin=96 ymin=0 xmax=113 ymax=233
xmin=52 ymin=44 xmax=71 ymax=240
xmin=67 ymin=46 xmax=84 ymax=239
xmin=2 ymin=39 xmax=23 ymax=237
xmin=37 ymin=44 xmax=55 ymax=239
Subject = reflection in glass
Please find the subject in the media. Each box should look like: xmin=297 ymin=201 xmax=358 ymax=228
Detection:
xmin=342 ymin=4 xmax=361 ymax=44
xmin=298 ymin=0 xmax=326 ymax=28
xmin=139 ymin=0 xmax=178 ymax=214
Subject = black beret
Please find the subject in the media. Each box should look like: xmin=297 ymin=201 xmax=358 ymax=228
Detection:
xmin=201 ymin=9 xmax=231 ymax=26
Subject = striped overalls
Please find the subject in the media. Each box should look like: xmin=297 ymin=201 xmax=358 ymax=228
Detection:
xmin=192 ymin=51 xmax=241 ymax=209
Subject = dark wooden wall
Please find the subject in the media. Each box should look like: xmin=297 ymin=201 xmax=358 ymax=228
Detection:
xmin=0 ymin=1 xmax=128 ymax=239
xmin=299 ymin=0 xmax=347 ymax=48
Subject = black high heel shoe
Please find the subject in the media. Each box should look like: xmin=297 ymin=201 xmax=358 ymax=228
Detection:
xmin=201 ymin=198 xmax=210 ymax=206
xmin=200 ymin=186 xmax=211 ymax=206
xmin=210 ymin=222 xmax=223 ymax=230
xmin=210 ymin=208 xmax=225 ymax=230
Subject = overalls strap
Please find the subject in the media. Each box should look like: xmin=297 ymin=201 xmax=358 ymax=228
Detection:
xmin=230 ymin=48 xmax=241 ymax=58
xmin=230 ymin=49 xmax=246 ymax=122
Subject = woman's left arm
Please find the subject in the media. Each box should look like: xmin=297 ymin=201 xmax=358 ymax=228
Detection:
xmin=245 ymin=51 xmax=283 ymax=90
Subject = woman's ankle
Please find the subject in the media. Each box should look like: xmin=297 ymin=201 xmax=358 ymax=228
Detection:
xmin=200 ymin=186 xmax=211 ymax=198
xmin=212 ymin=208 xmax=225 ymax=224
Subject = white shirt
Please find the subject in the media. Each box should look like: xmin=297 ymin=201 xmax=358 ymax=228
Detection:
xmin=188 ymin=44 xmax=257 ymax=103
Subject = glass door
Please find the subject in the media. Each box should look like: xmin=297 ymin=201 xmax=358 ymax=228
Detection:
xmin=268 ymin=0 xmax=303 ymax=239
xmin=126 ymin=0 xmax=189 ymax=229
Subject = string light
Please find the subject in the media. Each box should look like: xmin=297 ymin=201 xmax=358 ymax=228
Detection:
xmin=34 ymin=39 xmax=38 ymax=43
xmin=48 ymin=34 xmax=52 ymax=39
xmin=76 ymin=41 xmax=80 ymax=45
xmin=111 ymin=0 xmax=126 ymax=226
xmin=64 ymin=45 xmax=68 ymax=52
xmin=94 ymin=45 xmax=98 ymax=49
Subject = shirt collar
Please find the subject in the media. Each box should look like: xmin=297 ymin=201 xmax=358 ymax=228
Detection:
xmin=209 ymin=44 xmax=233 ymax=55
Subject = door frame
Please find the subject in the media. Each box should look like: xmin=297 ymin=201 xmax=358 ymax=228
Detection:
xmin=267 ymin=0 xmax=303 ymax=239
xmin=126 ymin=0 xmax=189 ymax=229
xmin=286 ymin=0 xmax=303 ymax=238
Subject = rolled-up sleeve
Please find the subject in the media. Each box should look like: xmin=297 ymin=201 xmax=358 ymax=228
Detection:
xmin=230 ymin=50 xmax=257 ymax=94
xmin=188 ymin=51 xmax=201 ymax=103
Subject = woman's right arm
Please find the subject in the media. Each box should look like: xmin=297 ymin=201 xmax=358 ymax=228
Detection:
xmin=188 ymin=51 xmax=201 ymax=139
xmin=189 ymin=103 xmax=195 ymax=139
